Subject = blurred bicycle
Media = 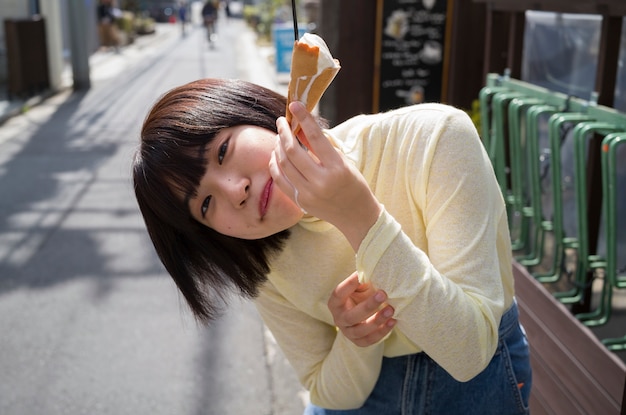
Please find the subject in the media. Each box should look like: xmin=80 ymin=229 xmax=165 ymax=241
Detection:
xmin=202 ymin=0 xmax=218 ymax=48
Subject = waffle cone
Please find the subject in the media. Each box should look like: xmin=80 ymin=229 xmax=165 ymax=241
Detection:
xmin=285 ymin=39 xmax=340 ymax=146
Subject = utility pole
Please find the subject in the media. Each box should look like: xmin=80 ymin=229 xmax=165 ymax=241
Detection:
xmin=38 ymin=0 xmax=65 ymax=92
xmin=67 ymin=0 xmax=91 ymax=90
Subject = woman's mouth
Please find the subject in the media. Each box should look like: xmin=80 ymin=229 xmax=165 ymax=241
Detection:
xmin=260 ymin=178 xmax=272 ymax=218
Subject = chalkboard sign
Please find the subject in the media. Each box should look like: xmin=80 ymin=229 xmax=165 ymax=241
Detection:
xmin=373 ymin=0 xmax=448 ymax=112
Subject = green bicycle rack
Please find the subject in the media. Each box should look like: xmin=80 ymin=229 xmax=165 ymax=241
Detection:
xmin=546 ymin=112 xmax=594 ymax=284
xmin=600 ymin=132 xmax=626 ymax=350
xmin=480 ymin=73 xmax=626 ymax=342
xmin=563 ymin=122 xmax=620 ymax=325
xmin=516 ymin=104 xmax=558 ymax=273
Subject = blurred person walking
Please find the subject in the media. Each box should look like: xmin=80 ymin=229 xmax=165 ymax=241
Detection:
xmin=179 ymin=1 xmax=188 ymax=36
xmin=97 ymin=0 xmax=119 ymax=52
xmin=225 ymin=0 xmax=232 ymax=19
xmin=202 ymin=0 xmax=219 ymax=48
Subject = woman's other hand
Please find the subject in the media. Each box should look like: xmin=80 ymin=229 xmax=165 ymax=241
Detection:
xmin=271 ymin=101 xmax=383 ymax=251
xmin=328 ymin=272 xmax=396 ymax=347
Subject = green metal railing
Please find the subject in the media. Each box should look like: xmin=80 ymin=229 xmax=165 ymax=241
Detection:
xmin=518 ymin=104 xmax=558 ymax=274
xmin=479 ymin=73 xmax=626 ymax=348
xmin=601 ymin=132 xmax=626 ymax=351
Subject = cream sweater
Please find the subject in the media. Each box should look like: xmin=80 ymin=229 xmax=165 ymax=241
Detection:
xmin=254 ymin=103 xmax=514 ymax=410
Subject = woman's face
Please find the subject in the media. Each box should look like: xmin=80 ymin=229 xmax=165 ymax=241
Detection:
xmin=188 ymin=125 xmax=304 ymax=239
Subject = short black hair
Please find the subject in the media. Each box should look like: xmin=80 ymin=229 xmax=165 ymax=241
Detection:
xmin=133 ymin=78 xmax=290 ymax=323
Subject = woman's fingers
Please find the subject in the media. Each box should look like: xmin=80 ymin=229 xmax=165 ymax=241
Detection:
xmin=329 ymin=272 xmax=362 ymax=303
xmin=276 ymin=102 xmax=382 ymax=251
xmin=328 ymin=272 xmax=396 ymax=347
xmin=269 ymin=150 xmax=304 ymax=210
xmin=275 ymin=117 xmax=314 ymax=181
xmin=286 ymin=101 xmax=341 ymax=165
xmin=328 ymin=273 xmax=387 ymax=326
xmin=344 ymin=308 xmax=397 ymax=347
xmin=273 ymin=114 xmax=324 ymax=211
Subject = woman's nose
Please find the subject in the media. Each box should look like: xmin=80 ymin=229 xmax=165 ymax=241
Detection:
xmin=224 ymin=178 xmax=250 ymax=207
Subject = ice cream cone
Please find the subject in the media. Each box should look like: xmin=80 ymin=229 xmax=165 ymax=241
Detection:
xmin=286 ymin=34 xmax=340 ymax=150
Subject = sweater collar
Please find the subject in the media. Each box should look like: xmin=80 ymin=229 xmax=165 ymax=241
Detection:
xmin=298 ymin=215 xmax=334 ymax=232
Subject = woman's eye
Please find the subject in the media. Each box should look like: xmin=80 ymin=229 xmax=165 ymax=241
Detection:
xmin=218 ymin=139 xmax=229 ymax=164
xmin=201 ymin=195 xmax=211 ymax=217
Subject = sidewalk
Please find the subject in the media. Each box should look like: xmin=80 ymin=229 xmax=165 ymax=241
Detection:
xmin=0 ymin=21 xmax=286 ymax=125
xmin=0 ymin=19 xmax=308 ymax=415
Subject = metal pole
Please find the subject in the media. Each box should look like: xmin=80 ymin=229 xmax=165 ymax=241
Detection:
xmin=67 ymin=0 xmax=91 ymax=90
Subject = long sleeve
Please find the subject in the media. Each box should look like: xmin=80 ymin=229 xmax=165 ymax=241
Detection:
xmin=355 ymin=105 xmax=513 ymax=381
xmin=255 ymin=279 xmax=385 ymax=409
xmin=255 ymin=103 xmax=516 ymax=409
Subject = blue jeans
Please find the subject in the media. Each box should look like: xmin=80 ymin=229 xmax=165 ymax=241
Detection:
xmin=304 ymin=301 xmax=531 ymax=415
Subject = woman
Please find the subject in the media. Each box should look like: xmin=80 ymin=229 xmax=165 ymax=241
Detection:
xmin=133 ymin=78 xmax=531 ymax=414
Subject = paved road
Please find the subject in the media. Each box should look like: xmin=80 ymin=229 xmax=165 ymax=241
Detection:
xmin=0 ymin=20 xmax=305 ymax=415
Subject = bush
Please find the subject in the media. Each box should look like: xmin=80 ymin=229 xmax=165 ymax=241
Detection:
xmin=243 ymin=5 xmax=260 ymax=30
xmin=135 ymin=16 xmax=156 ymax=35
xmin=116 ymin=11 xmax=134 ymax=33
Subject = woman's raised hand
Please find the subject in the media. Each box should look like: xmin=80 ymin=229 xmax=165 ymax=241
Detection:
xmin=270 ymin=101 xmax=383 ymax=251
xmin=328 ymin=272 xmax=396 ymax=347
